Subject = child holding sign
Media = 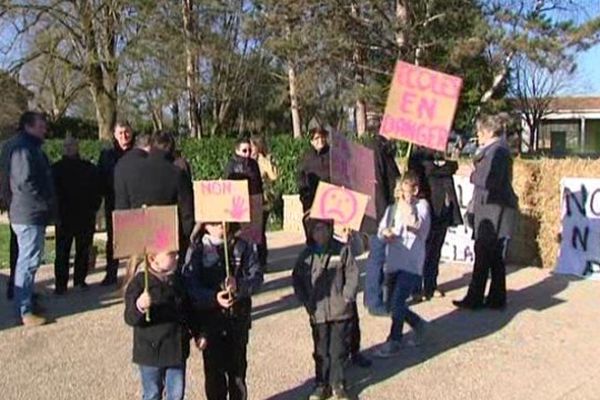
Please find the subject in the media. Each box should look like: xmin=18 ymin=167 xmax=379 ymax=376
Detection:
xmin=374 ymin=172 xmax=431 ymax=358
xmin=124 ymin=251 xmax=200 ymax=400
xmin=293 ymin=219 xmax=359 ymax=400
xmin=182 ymin=221 xmax=263 ymax=400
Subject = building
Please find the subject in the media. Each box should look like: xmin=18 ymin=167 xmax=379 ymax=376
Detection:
xmin=521 ymin=97 xmax=600 ymax=155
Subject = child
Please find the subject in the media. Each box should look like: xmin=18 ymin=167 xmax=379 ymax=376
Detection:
xmin=293 ymin=219 xmax=359 ymax=400
xmin=374 ymin=171 xmax=431 ymax=358
xmin=124 ymin=251 xmax=198 ymax=400
xmin=182 ymin=222 xmax=263 ymax=400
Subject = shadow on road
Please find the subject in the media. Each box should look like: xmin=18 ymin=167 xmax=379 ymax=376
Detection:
xmin=266 ymin=272 xmax=577 ymax=399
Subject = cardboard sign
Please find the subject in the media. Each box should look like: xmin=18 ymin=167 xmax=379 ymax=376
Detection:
xmin=380 ymin=61 xmax=463 ymax=151
xmin=330 ymin=132 xmax=376 ymax=218
xmin=440 ymin=175 xmax=475 ymax=264
xmin=194 ymin=180 xmax=251 ymax=222
xmin=112 ymin=206 xmax=179 ymax=258
xmin=310 ymin=182 xmax=369 ymax=232
xmin=555 ymin=178 xmax=600 ymax=279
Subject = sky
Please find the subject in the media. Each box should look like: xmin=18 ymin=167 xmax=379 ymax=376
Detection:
xmin=567 ymin=44 xmax=600 ymax=95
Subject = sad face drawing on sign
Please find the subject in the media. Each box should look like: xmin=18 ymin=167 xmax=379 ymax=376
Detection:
xmin=319 ymin=186 xmax=358 ymax=225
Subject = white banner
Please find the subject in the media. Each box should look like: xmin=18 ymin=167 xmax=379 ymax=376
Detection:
xmin=440 ymin=175 xmax=475 ymax=264
xmin=555 ymin=178 xmax=600 ymax=279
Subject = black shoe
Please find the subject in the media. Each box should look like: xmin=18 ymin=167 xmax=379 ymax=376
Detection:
xmin=351 ymin=353 xmax=372 ymax=368
xmin=452 ymin=300 xmax=484 ymax=310
xmin=74 ymin=282 xmax=89 ymax=292
xmin=308 ymin=384 xmax=331 ymax=400
xmin=332 ymin=386 xmax=351 ymax=400
xmin=54 ymin=287 xmax=67 ymax=296
xmin=100 ymin=276 xmax=118 ymax=286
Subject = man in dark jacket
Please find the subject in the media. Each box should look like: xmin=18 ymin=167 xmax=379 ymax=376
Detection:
xmin=224 ymin=138 xmax=263 ymax=197
xmin=97 ymin=120 xmax=133 ymax=286
xmin=114 ymin=133 xmax=151 ymax=210
xmin=7 ymin=112 xmax=55 ymax=327
xmin=454 ymin=113 xmax=518 ymax=310
xmin=115 ymin=132 xmax=195 ymax=258
xmin=410 ymin=148 xmax=463 ymax=300
xmin=52 ymin=137 xmax=102 ymax=294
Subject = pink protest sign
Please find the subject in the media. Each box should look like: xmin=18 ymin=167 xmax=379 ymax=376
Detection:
xmin=194 ymin=180 xmax=251 ymax=222
xmin=310 ymin=182 xmax=369 ymax=232
xmin=380 ymin=61 xmax=463 ymax=151
xmin=112 ymin=205 xmax=179 ymax=258
xmin=330 ymin=132 xmax=376 ymax=218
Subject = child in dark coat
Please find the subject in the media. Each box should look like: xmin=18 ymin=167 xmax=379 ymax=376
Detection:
xmin=293 ymin=219 xmax=359 ymax=400
xmin=124 ymin=251 xmax=198 ymax=400
xmin=182 ymin=222 xmax=263 ymax=400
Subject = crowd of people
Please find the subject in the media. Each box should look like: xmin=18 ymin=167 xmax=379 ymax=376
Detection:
xmin=0 ymin=111 xmax=517 ymax=400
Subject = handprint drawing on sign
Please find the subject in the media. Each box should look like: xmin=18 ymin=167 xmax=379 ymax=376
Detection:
xmin=227 ymin=196 xmax=249 ymax=220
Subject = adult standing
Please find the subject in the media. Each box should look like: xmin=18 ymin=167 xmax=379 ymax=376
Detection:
xmin=363 ymin=135 xmax=401 ymax=314
xmin=296 ymin=127 xmax=371 ymax=368
xmin=114 ymin=134 xmax=151 ymax=210
xmin=297 ymin=127 xmax=330 ymax=242
xmin=409 ymin=148 xmax=462 ymax=300
xmin=453 ymin=113 xmax=518 ymax=310
xmin=224 ymin=137 xmax=264 ymax=246
xmin=114 ymin=132 xmax=195 ymax=257
xmin=7 ymin=112 xmax=55 ymax=326
xmin=250 ymin=135 xmax=278 ymax=269
xmin=1 ymin=136 xmax=20 ymax=300
xmin=97 ymin=120 xmax=133 ymax=286
xmin=52 ymin=137 xmax=102 ymax=294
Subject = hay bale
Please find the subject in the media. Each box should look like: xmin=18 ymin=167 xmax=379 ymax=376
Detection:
xmin=535 ymin=159 xmax=600 ymax=269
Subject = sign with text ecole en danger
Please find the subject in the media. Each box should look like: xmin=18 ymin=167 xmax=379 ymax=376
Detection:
xmin=194 ymin=180 xmax=251 ymax=223
xmin=380 ymin=61 xmax=463 ymax=152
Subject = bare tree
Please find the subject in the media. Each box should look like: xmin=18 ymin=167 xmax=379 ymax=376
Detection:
xmin=510 ymin=55 xmax=575 ymax=152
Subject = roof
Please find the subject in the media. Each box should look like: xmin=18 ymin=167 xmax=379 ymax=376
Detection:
xmin=546 ymin=97 xmax=600 ymax=111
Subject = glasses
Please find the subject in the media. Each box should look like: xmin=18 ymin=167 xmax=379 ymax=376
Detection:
xmin=239 ymin=148 xmax=250 ymax=154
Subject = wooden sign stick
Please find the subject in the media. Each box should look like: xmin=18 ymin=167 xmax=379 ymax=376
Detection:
xmin=142 ymin=204 xmax=150 ymax=323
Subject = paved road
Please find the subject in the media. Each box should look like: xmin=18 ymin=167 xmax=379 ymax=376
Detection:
xmin=0 ymin=231 xmax=598 ymax=399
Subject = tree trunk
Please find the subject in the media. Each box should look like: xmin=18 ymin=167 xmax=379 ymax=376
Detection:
xmin=288 ymin=63 xmax=302 ymax=139
xmin=90 ymin=86 xmax=116 ymax=141
xmin=351 ymin=2 xmax=367 ymax=137
xmin=182 ymin=0 xmax=200 ymax=138
xmin=395 ymin=0 xmax=409 ymax=56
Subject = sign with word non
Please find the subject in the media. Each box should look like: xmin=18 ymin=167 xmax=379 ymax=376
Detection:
xmin=380 ymin=61 xmax=463 ymax=152
xmin=310 ymin=182 xmax=369 ymax=232
xmin=330 ymin=131 xmax=376 ymax=218
xmin=113 ymin=206 xmax=179 ymax=258
xmin=194 ymin=180 xmax=251 ymax=222
xmin=440 ymin=175 xmax=474 ymax=264
xmin=555 ymin=178 xmax=600 ymax=279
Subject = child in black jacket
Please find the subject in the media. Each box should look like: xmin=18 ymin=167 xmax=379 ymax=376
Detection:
xmin=124 ymin=251 xmax=198 ymax=400
xmin=293 ymin=219 xmax=360 ymax=400
xmin=182 ymin=222 xmax=263 ymax=400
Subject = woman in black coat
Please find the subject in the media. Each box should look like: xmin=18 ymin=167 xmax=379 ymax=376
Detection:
xmin=453 ymin=113 xmax=518 ymax=310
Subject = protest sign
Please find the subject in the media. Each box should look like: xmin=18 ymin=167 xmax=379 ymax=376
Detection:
xmin=194 ymin=180 xmax=251 ymax=222
xmin=440 ymin=175 xmax=474 ymax=264
xmin=380 ymin=61 xmax=462 ymax=152
xmin=112 ymin=205 xmax=179 ymax=258
xmin=555 ymin=178 xmax=600 ymax=279
xmin=330 ymin=131 xmax=376 ymax=218
xmin=310 ymin=182 xmax=369 ymax=232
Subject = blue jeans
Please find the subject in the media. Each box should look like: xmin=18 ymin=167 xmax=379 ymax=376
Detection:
xmin=364 ymin=235 xmax=386 ymax=311
xmin=12 ymin=224 xmax=45 ymax=317
xmin=387 ymin=270 xmax=423 ymax=342
xmin=139 ymin=364 xmax=186 ymax=400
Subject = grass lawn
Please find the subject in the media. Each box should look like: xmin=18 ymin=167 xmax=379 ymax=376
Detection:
xmin=0 ymin=224 xmax=105 ymax=269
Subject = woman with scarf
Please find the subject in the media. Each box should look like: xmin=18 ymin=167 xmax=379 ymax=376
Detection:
xmin=453 ymin=113 xmax=518 ymax=310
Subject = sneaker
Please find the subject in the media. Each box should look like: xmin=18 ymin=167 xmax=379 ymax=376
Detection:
xmin=367 ymin=305 xmax=389 ymax=317
xmin=351 ymin=353 xmax=372 ymax=368
xmin=21 ymin=313 xmax=47 ymax=327
xmin=74 ymin=282 xmax=89 ymax=292
xmin=308 ymin=384 xmax=331 ymax=400
xmin=100 ymin=275 xmax=118 ymax=287
xmin=374 ymin=340 xmax=402 ymax=358
xmin=332 ymin=386 xmax=352 ymax=400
